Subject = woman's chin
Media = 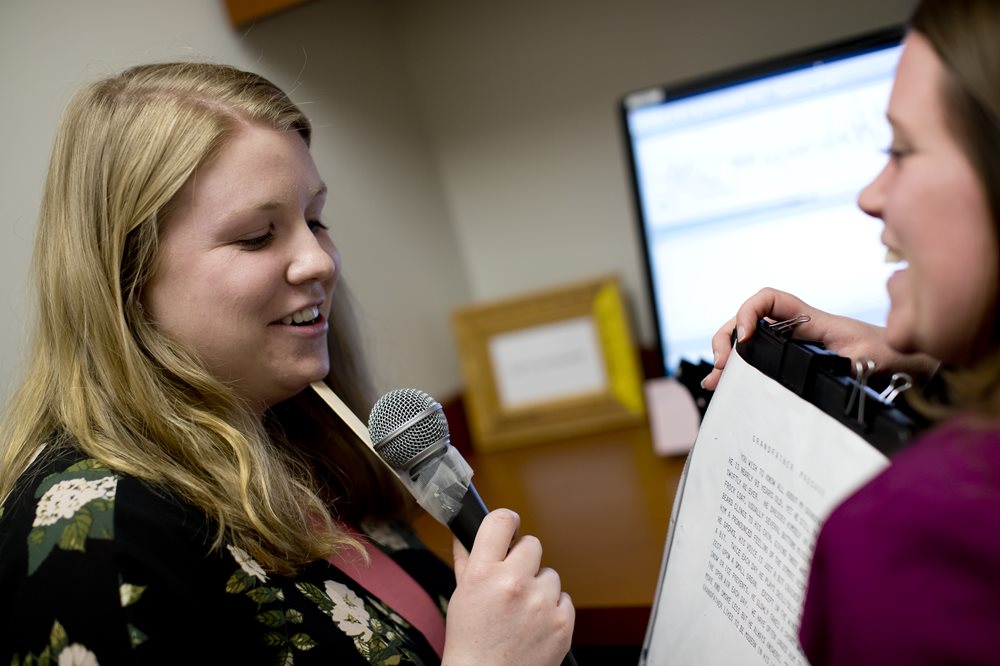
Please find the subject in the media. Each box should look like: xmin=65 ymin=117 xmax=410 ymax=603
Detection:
xmin=884 ymin=309 xmax=916 ymax=355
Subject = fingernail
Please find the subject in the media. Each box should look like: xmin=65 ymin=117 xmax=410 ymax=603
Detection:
xmin=700 ymin=377 xmax=708 ymax=390
xmin=736 ymin=325 xmax=746 ymax=342
xmin=713 ymin=351 xmax=720 ymax=366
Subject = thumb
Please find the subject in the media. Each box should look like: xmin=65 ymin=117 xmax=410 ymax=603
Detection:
xmin=451 ymin=535 xmax=469 ymax=580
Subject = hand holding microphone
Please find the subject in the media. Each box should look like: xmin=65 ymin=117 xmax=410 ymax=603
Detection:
xmin=368 ymin=389 xmax=577 ymax=666
xmin=367 ymin=388 xmax=488 ymax=552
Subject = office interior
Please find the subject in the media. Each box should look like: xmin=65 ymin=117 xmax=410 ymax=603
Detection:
xmin=0 ymin=0 xmax=918 ymax=660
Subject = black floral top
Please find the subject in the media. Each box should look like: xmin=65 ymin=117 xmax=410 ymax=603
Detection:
xmin=0 ymin=444 xmax=456 ymax=665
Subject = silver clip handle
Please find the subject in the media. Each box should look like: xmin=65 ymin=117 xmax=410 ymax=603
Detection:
xmin=878 ymin=372 xmax=913 ymax=405
xmin=768 ymin=313 xmax=810 ymax=334
xmin=845 ymin=358 xmax=877 ymax=425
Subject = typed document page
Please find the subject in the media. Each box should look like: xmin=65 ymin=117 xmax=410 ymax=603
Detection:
xmin=642 ymin=348 xmax=889 ymax=666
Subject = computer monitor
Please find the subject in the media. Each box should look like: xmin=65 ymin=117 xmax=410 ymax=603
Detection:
xmin=620 ymin=26 xmax=905 ymax=376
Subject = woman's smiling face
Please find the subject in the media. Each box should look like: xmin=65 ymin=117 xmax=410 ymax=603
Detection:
xmin=859 ymin=32 xmax=999 ymax=366
xmin=144 ymin=123 xmax=339 ymax=413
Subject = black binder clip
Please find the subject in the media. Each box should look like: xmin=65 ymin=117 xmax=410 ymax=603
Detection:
xmin=737 ymin=319 xmax=923 ymax=457
xmin=739 ymin=316 xmax=848 ymax=397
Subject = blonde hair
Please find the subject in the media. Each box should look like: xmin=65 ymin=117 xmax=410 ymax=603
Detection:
xmin=0 ymin=62 xmax=409 ymax=575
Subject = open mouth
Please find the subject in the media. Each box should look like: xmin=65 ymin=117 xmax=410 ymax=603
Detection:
xmin=884 ymin=247 xmax=909 ymax=270
xmin=281 ymin=305 xmax=321 ymax=326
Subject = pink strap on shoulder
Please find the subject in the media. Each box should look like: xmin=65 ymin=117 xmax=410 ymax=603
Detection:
xmin=327 ymin=525 xmax=446 ymax=658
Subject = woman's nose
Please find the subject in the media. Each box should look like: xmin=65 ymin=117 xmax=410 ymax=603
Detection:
xmin=857 ymin=163 xmax=888 ymax=219
xmin=287 ymin=227 xmax=336 ymax=285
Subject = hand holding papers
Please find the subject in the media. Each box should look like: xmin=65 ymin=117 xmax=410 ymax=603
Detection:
xmin=641 ymin=321 xmax=922 ymax=666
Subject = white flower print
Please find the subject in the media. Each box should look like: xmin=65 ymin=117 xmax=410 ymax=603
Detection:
xmin=227 ymin=544 xmax=268 ymax=583
xmin=34 ymin=476 xmax=117 ymax=527
xmin=324 ymin=580 xmax=373 ymax=642
xmin=57 ymin=643 xmax=99 ymax=666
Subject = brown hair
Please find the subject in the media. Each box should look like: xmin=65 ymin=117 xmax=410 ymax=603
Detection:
xmin=909 ymin=0 xmax=1000 ymax=417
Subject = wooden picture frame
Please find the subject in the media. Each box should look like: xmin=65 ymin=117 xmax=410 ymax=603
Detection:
xmin=451 ymin=275 xmax=646 ymax=452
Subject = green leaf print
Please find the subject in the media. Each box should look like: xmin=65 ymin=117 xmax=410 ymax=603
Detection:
xmin=48 ymin=621 xmax=67 ymax=654
xmin=119 ymin=582 xmax=146 ymax=607
xmin=289 ymin=633 xmax=317 ymax=650
xmin=225 ymin=568 xmax=256 ymax=594
xmin=57 ymin=505 xmax=92 ymax=552
xmin=295 ymin=582 xmax=334 ymax=613
xmin=247 ymin=585 xmax=283 ymax=604
xmin=275 ymin=648 xmax=294 ymax=666
xmin=9 ymin=620 xmax=91 ymax=666
xmin=26 ymin=463 xmax=117 ymax=575
xmin=26 ymin=523 xmax=62 ymax=576
xmin=127 ymin=623 xmax=148 ymax=649
xmin=257 ymin=609 xmax=288 ymax=628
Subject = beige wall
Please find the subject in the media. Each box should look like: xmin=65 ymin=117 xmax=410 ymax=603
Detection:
xmin=388 ymin=0 xmax=916 ymax=348
xmin=0 ymin=0 xmax=466 ymax=403
xmin=0 ymin=0 xmax=916 ymax=407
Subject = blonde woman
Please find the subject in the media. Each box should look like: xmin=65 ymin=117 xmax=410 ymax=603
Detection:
xmin=0 ymin=63 xmax=573 ymax=665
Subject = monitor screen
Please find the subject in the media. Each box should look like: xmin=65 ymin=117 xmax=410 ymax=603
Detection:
xmin=621 ymin=27 xmax=905 ymax=376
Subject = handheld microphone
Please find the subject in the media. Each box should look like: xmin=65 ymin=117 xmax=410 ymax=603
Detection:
xmin=367 ymin=388 xmax=578 ymax=666
xmin=366 ymin=388 xmax=486 ymax=553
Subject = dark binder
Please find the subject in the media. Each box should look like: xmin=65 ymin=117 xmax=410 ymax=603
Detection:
xmin=735 ymin=318 xmax=926 ymax=456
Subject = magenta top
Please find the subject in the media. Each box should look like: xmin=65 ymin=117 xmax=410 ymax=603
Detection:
xmin=799 ymin=420 xmax=1000 ymax=665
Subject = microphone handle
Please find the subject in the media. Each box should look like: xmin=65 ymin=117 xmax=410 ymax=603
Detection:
xmin=446 ymin=485 xmax=579 ymax=666
xmin=447 ymin=483 xmax=488 ymax=553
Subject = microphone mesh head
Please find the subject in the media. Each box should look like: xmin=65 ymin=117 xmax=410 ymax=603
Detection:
xmin=367 ymin=388 xmax=450 ymax=469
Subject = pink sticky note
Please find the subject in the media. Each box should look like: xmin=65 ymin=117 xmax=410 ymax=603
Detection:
xmin=644 ymin=377 xmax=701 ymax=456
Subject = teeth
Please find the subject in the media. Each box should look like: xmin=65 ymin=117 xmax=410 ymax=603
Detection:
xmin=885 ymin=248 xmax=902 ymax=263
xmin=281 ymin=305 xmax=319 ymax=325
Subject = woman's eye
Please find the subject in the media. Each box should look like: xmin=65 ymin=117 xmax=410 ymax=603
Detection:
xmin=883 ymin=145 xmax=909 ymax=164
xmin=308 ymin=219 xmax=329 ymax=233
xmin=237 ymin=230 xmax=274 ymax=250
